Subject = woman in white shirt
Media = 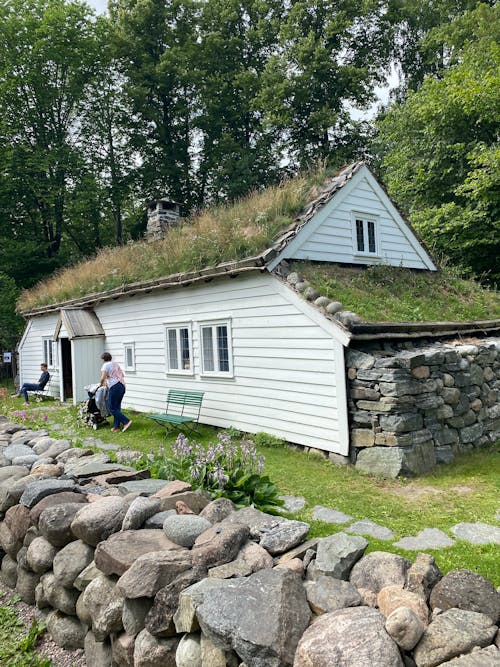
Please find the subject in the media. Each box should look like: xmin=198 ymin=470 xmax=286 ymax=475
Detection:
xmin=100 ymin=352 xmax=132 ymax=432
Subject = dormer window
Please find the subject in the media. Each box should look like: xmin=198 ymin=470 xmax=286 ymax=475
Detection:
xmin=352 ymin=214 xmax=379 ymax=256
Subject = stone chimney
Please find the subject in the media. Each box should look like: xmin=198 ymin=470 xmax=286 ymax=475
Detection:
xmin=145 ymin=199 xmax=181 ymax=240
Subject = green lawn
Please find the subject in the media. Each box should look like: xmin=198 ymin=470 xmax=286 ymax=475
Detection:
xmin=2 ymin=391 xmax=499 ymax=585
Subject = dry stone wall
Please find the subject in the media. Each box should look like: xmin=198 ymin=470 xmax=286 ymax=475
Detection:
xmin=1 ymin=418 xmax=500 ymax=666
xmin=346 ymin=337 xmax=500 ymax=477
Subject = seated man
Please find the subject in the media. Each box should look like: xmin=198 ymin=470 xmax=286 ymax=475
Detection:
xmin=16 ymin=363 xmax=50 ymax=404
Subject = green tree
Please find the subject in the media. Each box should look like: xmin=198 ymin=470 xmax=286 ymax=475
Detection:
xmin=0 ymin=0 xmax=108 ymax=263
xmin=258 ymin=0 xmax=395 ymax=168
xmin=376 ymin=4 xmax=500 ymax=281
xmin=109 ymin=0 xmax=198 ymax=208
xmin=194 ymin=0 xmax=282 ymax=204
xmin=0 ymin=273 xmax=24 ymax=351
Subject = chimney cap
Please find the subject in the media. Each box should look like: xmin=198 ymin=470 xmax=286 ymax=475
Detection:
xmin=145 ymin=198 xmax=182 ymax=210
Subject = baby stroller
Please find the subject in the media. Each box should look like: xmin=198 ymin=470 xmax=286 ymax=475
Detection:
xmin=78 ymin=384 xmax=110 ymax=430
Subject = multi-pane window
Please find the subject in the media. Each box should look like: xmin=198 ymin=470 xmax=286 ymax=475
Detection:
xmin=42 ymin=338 xmax=55 ymax=368
xmin=354 ymin=216 xmax=377 ymax=255
xmin=166 ymin=325 xmax=193 ymax=374
xmin=123 ymin=342 xmax=135 ymax=371
xmin=200 ymin=321 xmax=232 ymax=375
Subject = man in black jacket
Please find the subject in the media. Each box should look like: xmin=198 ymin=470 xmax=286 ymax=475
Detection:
xmin=16 ymin=363 xmax=50 ymax=404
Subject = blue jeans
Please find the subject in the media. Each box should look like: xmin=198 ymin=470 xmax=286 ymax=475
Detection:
xmin=107 ymin=382 xmax=129 ymax=428
xmin=19 ymin=383 xmax=42 ymax=402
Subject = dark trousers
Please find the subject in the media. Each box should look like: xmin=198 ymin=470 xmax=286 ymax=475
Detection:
xmin=19 ymin=382 xmax=42 ymax=402
xmin=107 ymin=382 xmax=129 ymax=428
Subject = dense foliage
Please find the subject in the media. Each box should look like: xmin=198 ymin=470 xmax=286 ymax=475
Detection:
xmin=122 ymin=432 xmax=285 ymax=514
xmin=0 ymin=0 xmax=497 ymax=328
xmin=376 ymin=4 xmax=500 ymax=282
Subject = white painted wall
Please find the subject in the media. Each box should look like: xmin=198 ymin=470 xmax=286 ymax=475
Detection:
xmin=18 ymin=315 xmax=60 ymax=399
xmin=97 ymin=273 xmax=348 ymax=453
xmin=278 ymin=168 xmax=435 ymax=270
xmin=20 ymin=274 xmax=349 ymax=453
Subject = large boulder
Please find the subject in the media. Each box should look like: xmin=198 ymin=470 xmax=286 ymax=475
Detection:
xmin=315 ymin=532 xmax=368 ymax=580
xmin=20 ymin=479 xmax=80 ymax=508
xmin=26 ymin=536 xmax=58 ymax=574
xmin=116 ymin=550 xmax=193 ymax=599
xmin=191 ymin=522 xmax=249 ymax=569
xmin=121 ymin=496 xmax=160 ymax=531
xmin=53 ymin=540 xmax=95 ymax=587
xmin=4 ymin=504 xmax=32 ymax=542
xmin=294 ymin=606 xmax=404 ymax=667
xmin=46 ymin=610 xmax=86 ymax=649
xmin=176 ymin=633 xmax=201 ymax=667
xmin=30 ymin=491 xmax=87 ymax=523
xmin=0 ymin=554 xmax=18 ymax=588
xmin=304 ymin=575 xmax=361 ymax=614
xmin=41 ymin=572 xmax=80 ymax=615
xmin=413 ymin=608 xmax=498 ymax=667
xmin=378 ymin=585 xmax=429 ymax=626
xmin=112 ymin=633 xmax=135 ymax=667
xmin=429 ymin=569 xmax=500 ymax=623
xmin=15 ymin=567 xmax=40 ymax=604
xmin=259 ymin=520 xmax=311 ymax=556
xmin=385 ymin=606 xmax=425 ymax=651
xmin=71 ymin=497 xmax=128 ymax=546
xmin=163 ymin=514 xmax=212 ymax=548
xmin=38 ymin=502 xmax=85 ymax=546
xmin=199 ymin=498 xmax=236 ymax=523
xmin=0 ymin=521 xmax=22 ymax=559
xmin=122 ymin=597 xmax=153 ymax=637
xmin=438 ymin=646 xmax=500 ymax=666
xmin=406 ymin=553 xmax=442 ymax=600
xmin=95 ymin=529 xmax=183 ymax=576
xmin=349 ymin=551 xmax=411 ymax=594
xmin=133 ymin=629 xmax=179 ymax=667
xmin=197 ymin=568 xmax=311 ymax=667
xmin=145 ymin=567 xmax=205 ymax=637
xmin=84 ymin=631 xmax=112 ymax=667
xmin=82 ymin=573 xmax=124 ymax=641
xmin=173 ymin=578 xmax=233 ymax=634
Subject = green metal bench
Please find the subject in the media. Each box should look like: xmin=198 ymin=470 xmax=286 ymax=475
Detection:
xmin=147 ymin=389 xmax=205 ymax=434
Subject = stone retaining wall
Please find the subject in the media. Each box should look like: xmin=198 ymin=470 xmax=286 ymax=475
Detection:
xmin=346 ymin=337 xmax=500 ymax=478
xmin=1 ymin=419 xmax=500 ymax=666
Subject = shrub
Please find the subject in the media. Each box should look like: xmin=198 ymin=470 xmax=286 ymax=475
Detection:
xmin=138 ymin=432 xmax=284 ymax=514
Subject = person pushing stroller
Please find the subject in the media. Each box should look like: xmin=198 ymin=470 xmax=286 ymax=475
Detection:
xmin=99 ymin=352 xmax=132 ymax=432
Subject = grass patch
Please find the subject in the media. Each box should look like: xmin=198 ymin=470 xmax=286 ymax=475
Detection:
xmin=0 ymin=594 xmax=50 ymax=667
xmin=300 ymin=263 xmax=500 ymax=322
xmin=2 ymin=391 xmax=499 ymax=585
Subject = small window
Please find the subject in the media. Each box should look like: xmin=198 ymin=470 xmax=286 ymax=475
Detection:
xmin=166 ymin=324 xmax=193 ymax=374
xmin=123 ymin=342 xmax=136 ymax=371
xmin=200 ymin=320 xmax=233 ymax=376
xmin=42 ymin=338 xmax=55 ymax=368
xmin=353 ymin=215 xmax=378 ymax=256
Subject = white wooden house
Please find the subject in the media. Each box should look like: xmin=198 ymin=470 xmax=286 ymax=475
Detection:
xmin=17 ymin=163 xmax=437 ymax=456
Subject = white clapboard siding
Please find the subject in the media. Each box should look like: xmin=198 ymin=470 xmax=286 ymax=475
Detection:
xmin=88 ymin=272 xmax=348 ymax=454
xmin=272 ymin=165 xmax=436 ymax=271
xmin=18 ymin=315 xmax=61 ymax=399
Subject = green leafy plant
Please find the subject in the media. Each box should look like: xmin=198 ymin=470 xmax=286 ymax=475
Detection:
xmin=253 ymin=431 xmax=287 ymax=449
xmin=0 ymin=594 xmax=50 ymax=667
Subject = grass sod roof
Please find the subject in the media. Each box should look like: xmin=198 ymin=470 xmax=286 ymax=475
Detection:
xmin=18 ymin=164 xmax=500 ymax=324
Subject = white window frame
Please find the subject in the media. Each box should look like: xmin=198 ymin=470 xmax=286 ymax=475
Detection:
xmin=123 ymin=342 xmax=136 ymax=372
xmin=351 ymin=212 xmax=380 ymax=258
xmin=165 ymin=323 xmax=194 ymax=375
xmin=42 ymin=337 xmax=56 ymax=369
xmin=199 ymin=319 xmax=233 ymax=378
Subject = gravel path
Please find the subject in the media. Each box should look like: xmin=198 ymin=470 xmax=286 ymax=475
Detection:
xmin=0 ymin=584 xmax=86 ymax=667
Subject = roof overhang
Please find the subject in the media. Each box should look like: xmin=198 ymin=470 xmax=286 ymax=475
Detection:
xmin=54 ymin=308 xmax=105 ymax=340
xmin=349 ymin=319 xmax=500 ymax=341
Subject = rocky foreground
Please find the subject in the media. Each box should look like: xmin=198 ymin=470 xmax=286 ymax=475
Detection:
xmin=0 ymin=417 xmax=499 ymax=667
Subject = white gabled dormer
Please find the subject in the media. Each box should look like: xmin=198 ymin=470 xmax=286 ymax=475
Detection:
xmin=268 ymin=163 xmax=437 ymax=272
